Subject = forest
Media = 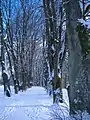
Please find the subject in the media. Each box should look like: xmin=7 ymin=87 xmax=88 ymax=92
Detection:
xmin=0 ymin=0 xmax=90 ymax=119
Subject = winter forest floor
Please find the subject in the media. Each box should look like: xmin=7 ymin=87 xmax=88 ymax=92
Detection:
xmin=0 ymin=86 xmax=77 ymax=120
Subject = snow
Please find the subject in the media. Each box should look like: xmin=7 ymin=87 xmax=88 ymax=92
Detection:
xmin=51 ymin=44 xmax=55 ymax=52
xmin=0 ymin=86 xmax=53 ymax=120
xmin=50 ymin=89 xmax=70 ymax=120
xmin=0 ymin=86 xmax=70 ymax=120
xmin=4 ymin=34 xmax=7 ymax=40
xmin=78 ymin=19 xmax=90 ymax=29
xmin=58 ymin=73 xmax=61 ymax=78
xmin=0 ymin=86 xmax=89 ymax=120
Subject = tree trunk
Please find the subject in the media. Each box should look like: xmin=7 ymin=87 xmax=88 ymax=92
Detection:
xmin=43 ymin=0 xmax=63 ymax=103
xmin=86 ymin=54 xmax=90 ymax=114
xmin=63 ymin=0 xmax=89 ymax=113
xmin=0 ymin=3 xmax=6 ymax=94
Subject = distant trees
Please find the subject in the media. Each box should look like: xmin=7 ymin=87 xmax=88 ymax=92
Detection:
xmin=0 ymin=0 xmax=44 ymax=94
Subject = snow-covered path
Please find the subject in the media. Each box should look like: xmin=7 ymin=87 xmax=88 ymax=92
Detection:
xmin=0 ymin=86 xmax=53 ymax=120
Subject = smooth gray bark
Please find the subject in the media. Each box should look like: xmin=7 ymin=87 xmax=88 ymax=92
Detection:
xmin=63 ymin=0 xmax=89 ymax=113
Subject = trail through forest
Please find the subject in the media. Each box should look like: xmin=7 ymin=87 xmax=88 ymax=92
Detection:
xmin=0 ymin=86 xmax=69 ymax=120
xmin=0 ymin=86 xmax=53 ymax=120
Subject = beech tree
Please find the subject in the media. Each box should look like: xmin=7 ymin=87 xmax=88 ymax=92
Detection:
xmin=43 ymin=0 xmax=66 ymax=103
xmin=63 ymin=0 xmax=90 ymax=114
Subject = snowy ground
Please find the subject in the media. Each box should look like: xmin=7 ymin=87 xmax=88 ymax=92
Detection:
xmin=0 ymin=86 xmax=70 ymax=120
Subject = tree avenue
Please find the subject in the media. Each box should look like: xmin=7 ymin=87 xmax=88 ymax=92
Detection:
xmin=0 ymin=0 xmax=90 ymax=117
